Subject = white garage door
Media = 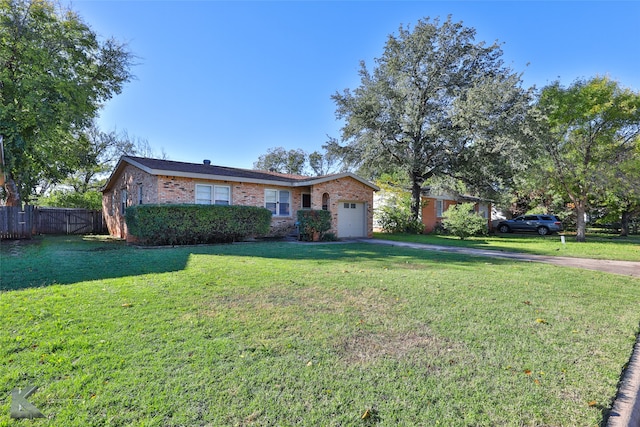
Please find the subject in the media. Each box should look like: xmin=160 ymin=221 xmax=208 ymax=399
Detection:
xmin=337 ymin=202 xmax=366 ymax=238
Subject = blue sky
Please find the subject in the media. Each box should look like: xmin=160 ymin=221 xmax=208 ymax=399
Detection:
xmin=71 ymin=1 xmax=640 ymax=170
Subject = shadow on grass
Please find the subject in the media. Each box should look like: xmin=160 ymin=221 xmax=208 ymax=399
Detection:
xmin=0 ymin=235 xmax=517 ymax=291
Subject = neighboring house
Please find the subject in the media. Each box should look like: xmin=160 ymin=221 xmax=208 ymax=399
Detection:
xmin=101 ymin=156 xmax=379 ymax=240
xmin=421 ymin=187 xmax=492 ymax=233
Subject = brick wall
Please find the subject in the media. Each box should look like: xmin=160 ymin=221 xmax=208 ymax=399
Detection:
xmin=103 ymin=164 xmax=375 ymax=239
xmin=311 ymin=177 xmax=375 ymax=238
xmin=103 ymin=164 xmax=157 ymax=238
xmin=421 ymin=197 xmax=492 ymax=233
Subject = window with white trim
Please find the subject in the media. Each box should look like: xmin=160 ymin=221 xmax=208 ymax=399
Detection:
xmin=195 ymin=184 xmax=230 ymax=205
xmin=265 ymin=189 xmax=290 ymax=216
xmin=196 ymin=185 xmax=212 ymax=204
xmin=436 ymin=200 xmax=444 ymax=217
xmin=214 ymin=186 xmax=230 ymax=205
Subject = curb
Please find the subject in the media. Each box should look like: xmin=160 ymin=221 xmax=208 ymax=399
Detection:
xmin=607 ymin=333 xmax=640 ymax=427
xmin=358 ymin=238 xmax=640 ymax=426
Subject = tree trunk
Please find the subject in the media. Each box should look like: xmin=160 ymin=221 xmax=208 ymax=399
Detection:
xmin=4 ymin=177 xmax=21 ymax=207
xmin=620 ymin=210 xmax=630 ymax=237
xmin=575 ymin=201 xmax=587 ymax=242
xmin=410 ymin=178 xmax=422 ymax=221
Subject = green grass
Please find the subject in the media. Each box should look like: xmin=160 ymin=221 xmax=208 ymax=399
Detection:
xmin=374 ymin=232 xmax=640 ymax=262
xmin=1 ymin=235 xmax=639 ymax=426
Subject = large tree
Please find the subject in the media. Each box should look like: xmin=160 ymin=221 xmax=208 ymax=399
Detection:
xmin=327 ymin=16 xmax=533 ymax=219
xmin=35 ymin=126 xmax=167 ymax=209
xmin=253 ymin=147 xmax=307 ymax=175
xmin=596 ymin=138 xmax=640 ymax=237
xmin=0 ymin=0 xmax=133 ymax=206
xmin=535 ymin=77 xmax=640 ymax=242
xmin=253 ymin=147 xmax=338 ymax=176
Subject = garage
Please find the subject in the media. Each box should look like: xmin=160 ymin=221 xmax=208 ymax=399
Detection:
xmin=337 ymin=201 xmax=366 ymax=238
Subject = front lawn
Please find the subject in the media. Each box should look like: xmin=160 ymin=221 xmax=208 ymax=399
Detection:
xmin=374 ymin=232 xmax=640 ymax=262
xmin=1 ymin=236 xmax=638 ymax=426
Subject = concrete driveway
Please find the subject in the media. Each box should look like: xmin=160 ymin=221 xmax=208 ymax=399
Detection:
xmin=361 ymin=239 xmax=640 ymax=278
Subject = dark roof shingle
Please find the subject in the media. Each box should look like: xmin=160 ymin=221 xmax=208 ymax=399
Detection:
xmin=126 ymin=156 xmax=306 ymax=183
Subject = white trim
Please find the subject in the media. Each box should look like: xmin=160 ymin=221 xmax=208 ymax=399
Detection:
xmin=265 ymin=189 xmax=291 ymax=217
xmin=102 ymin=157 xmax=380 ymax=192
xmin=195 ymin=183 xmax=231 ymax=205
xmin=436 ymin=200 xmax=444 ymax=218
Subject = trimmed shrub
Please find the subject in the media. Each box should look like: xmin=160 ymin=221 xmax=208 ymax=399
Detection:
xmin=442 ymin=203 xmax=488 ymax=239
xmin=125 ymin=204 xmax=272 ymax=246
xmin=297 ymin=210 xmax=332 ymax=241
xmin=378 ymin=205 xmax=425 ymax=234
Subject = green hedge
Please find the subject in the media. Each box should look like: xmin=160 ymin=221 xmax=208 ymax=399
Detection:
xmin=125 ymin=204 xmax=272 ymax=245
xmin=297 ymin=209 xmax=332 ymax=241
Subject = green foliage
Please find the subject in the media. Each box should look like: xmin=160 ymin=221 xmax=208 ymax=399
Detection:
xmin=37 ymin=189 xmax=102 ymax=210
xmin=321 ymin=232 xmax=338 ymax=242
xmin=535 ymin=77 xmax=640 ymax=241
xmin=253 ymin=147 xmax=338 ymax=176
xmin=0 ymin=0 xmax=134 ymax=205
xmin=125 ymin=204 xmax=272 ymax=245
xmin=442 ymin=203 xmax=487 ymax=239
xmin=253 ymin=147 xmax=307 ymax=175
xmin=376 ymin=182 xmax=424 ymax=234
xmin=327 ymin=16 xmax=532 ymax=220
xmin=297 ymin=209 xmax=332 ymax=241
xmin=378 ymin=204 xmax=425 ymax=234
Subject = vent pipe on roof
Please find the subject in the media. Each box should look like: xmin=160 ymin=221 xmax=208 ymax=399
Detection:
xmin=203 ymin=159 xmax=211 ymax=165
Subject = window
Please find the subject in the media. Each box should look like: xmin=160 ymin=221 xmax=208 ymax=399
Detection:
xmin=137 ymin=185 xmax=143 ymax=205
xmin=195 ymin=184 xmax=230 ymax=205
xmin=302 ymin=193 xmax=311 ymax=209
xmin=436 ymin=200 xmax=444 ymax=217
xmin=214 ymin=186 xmax=230 ymax=205
xmin=322 ymin=193 xmax=330 ymax=211
xmin=195 ymin=185 xmax=212 ymax=204
xmin=121 ymin=190 xmax=128 ymax=215
xmin=265 ymin=189 xmax=290 ymax=216
xmin=478 ymin=204 xmax=488 ymax=218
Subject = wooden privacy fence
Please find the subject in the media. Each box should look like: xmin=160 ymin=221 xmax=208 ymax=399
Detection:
xmin=0 ymin=206 xmax=105 ymax=239
xmin=0 ymin=205 xmax=35 ymax=239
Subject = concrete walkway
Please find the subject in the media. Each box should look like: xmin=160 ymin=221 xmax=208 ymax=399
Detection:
xmin=360 ymin=239 xmax=640 ymax=278
xmin=358 ymin=238 xmax=640 ymax=426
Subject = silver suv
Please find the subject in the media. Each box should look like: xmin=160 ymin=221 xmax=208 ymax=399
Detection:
xmin=497 ymin=215 xmax=563 ymax=236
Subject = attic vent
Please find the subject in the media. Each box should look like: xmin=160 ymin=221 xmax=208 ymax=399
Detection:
xmin=203 ymin=159 xmax=211 ymax=165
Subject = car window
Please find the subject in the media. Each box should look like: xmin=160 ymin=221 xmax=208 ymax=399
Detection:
xmin=540 ymin=216 xmax=552 ymax=221
xmin=523 ymin=215 xmax=538 ymax=221
xmin=514 ymin=216 xmax=524 ymax=221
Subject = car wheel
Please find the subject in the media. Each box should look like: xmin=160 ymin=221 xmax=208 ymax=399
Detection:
xmin=537 ymin=226 xmax=549 ymax=236
xmin=498 ymin=225 xmax=510 ymax=233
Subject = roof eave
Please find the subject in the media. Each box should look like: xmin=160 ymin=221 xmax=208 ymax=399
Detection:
xmin=102 ymin=157 xmax=379 ymax=192
xmin=297 ymin=173 xmax=380 ymax=191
